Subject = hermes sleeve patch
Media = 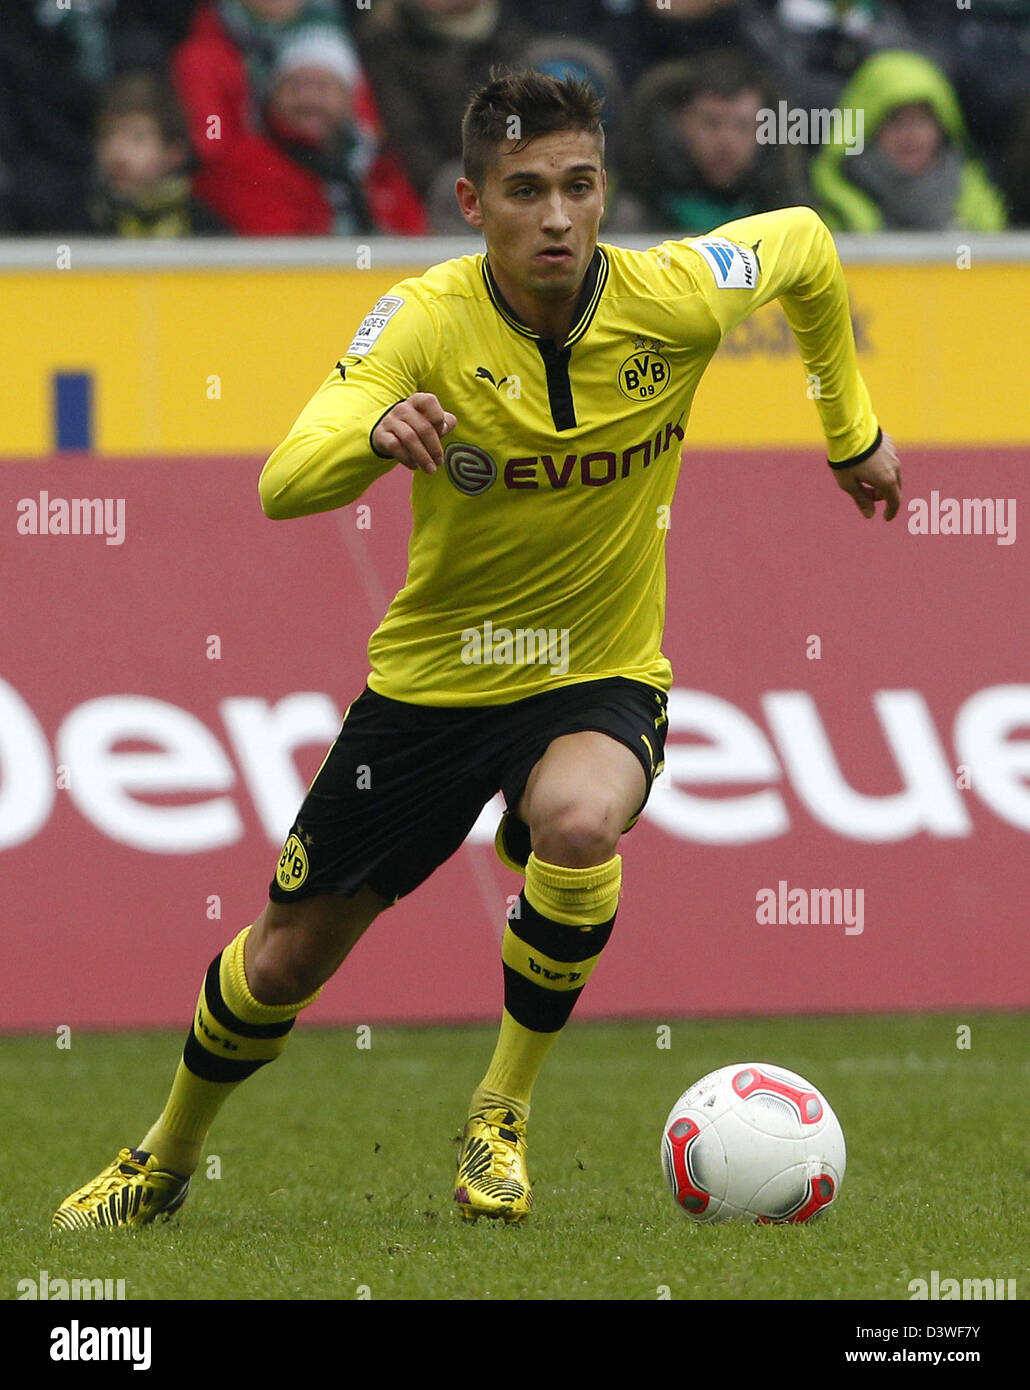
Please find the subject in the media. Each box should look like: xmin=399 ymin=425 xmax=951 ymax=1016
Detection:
xmin=692 ymin=238 xmax=759 ymax=290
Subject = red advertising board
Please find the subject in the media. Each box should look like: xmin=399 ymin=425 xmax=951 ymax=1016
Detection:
xmin=2 ymin=446 xmax=1027 ymax=1029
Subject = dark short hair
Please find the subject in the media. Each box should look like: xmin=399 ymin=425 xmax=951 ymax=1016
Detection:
xmin=461 ymin=67 xmax=604 ymax=187
xmin=97 ymin=71 xmax=188 ymax=146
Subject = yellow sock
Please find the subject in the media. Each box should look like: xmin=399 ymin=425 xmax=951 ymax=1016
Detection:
xmin=469 ymin=853 xmax=622 ymax=1125
xmin=469 ymin=1010 xmax=560 ymax=1124
xmin=140 ymin=926 xmax=320 ymax=1175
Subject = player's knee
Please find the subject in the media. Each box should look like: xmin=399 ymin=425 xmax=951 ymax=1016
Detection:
xmin=530 ymin=804 xmax=621 ymax=868
xmin=246 ymin=904 xmax=339 ymax=1005
xmin=246 ymin=938 xmax=325 ymax=1007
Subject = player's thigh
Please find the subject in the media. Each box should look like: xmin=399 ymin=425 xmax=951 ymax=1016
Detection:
xmin=516 ymin=729 xmax=647 ymax=854
xmin=247 ymin=885 xmax=389 ymax=1004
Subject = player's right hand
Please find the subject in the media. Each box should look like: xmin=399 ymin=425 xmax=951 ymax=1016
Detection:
xmin=832 ymin=430 xmax=902 ymax=521
xmin=371 ymin=393 xmax=457 ymax=475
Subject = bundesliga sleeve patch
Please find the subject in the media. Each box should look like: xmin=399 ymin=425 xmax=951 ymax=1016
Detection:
xmin=692 ymin=237 xmax=760 ymax=290
xmin=346 ymin=295 xmax=405 ymax=356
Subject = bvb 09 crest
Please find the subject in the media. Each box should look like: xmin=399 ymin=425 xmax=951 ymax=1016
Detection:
xmin=275 ymin=833 xmax=308 ymax=891
xmin=618 ymin=339 xmax=672 ymax=401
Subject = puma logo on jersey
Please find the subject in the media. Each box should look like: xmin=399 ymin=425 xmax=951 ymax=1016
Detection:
xmin=474 ymin=366 xmax=513 ymax=389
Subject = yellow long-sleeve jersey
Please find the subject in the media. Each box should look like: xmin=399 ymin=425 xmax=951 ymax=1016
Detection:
xmin=259 ymin=206 xmax=879 ymax=705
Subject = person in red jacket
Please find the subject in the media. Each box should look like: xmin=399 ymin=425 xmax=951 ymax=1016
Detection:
xmin=171 ymin=0 xmax=426 ymax=234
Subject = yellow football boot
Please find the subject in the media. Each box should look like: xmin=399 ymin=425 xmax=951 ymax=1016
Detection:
xmin=52 ymin=1148 xmax=190 ymax=1230
xmin=454 ymin=1108 xmax=533 ymax=1224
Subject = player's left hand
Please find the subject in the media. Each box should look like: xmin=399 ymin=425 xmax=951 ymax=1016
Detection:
xmin=832 ymin=431 xmax=902 ymax=520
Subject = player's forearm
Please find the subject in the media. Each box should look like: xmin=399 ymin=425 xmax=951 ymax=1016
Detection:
xmin=777 ymin=211 xmax=879 ymax=463
xmin=259 ymin=425 xmax=392 ymax=519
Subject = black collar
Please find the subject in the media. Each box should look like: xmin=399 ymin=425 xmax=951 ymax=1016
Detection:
xmin=481 ymin=245 xmax=608 ymax=349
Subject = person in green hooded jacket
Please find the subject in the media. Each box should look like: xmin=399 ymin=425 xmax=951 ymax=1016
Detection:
xmin=810 ymin=50 xmax=1008 ymax=233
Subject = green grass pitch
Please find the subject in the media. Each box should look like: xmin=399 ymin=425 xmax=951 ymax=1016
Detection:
xmin=1 ymin=1012 xmax=1025 ymax=1302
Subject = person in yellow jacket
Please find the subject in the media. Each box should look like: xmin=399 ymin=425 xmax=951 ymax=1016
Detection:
xmin=811 ymin=50 xmax=1007 ymax=233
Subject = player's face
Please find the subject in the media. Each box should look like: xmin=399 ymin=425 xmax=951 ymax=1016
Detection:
xmin=459 ymin=129 xmax=606 ymax=308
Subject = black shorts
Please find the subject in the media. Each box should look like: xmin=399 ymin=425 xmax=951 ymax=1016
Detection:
xmin=268 ymin=676 xmax=669 ymax=905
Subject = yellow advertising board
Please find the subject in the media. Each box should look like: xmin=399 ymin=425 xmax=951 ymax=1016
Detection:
xmin=1 ymin=253 xmax=1026 ymax=456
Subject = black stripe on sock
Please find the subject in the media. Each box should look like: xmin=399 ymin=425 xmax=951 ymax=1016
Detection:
xmin=502 ymin=967 xmax=583 ymax=1033
xmin=182 ymin=1030 xmax=272 ymax=1083
xmin=512 ymin=893 xmax=615 ymax=962
xmin=202 ymin=955 xmax=297 ymax=1040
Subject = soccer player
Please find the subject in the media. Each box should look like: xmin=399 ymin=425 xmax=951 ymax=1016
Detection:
xmin=53 ymin=69 xmax=901 ymax=1230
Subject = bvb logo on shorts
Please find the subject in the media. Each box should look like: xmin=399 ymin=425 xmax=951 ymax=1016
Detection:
xmin=276 ymin=833 xmax=309 ymax=892
xmin=618 ymin=340 xmax=672 ymax=401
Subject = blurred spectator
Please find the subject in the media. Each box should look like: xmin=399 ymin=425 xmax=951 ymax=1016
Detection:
xmin=105 ymin=1 xmax=205 ymax=63
xmin=998 ymin=92 xmax=1030 ymax=227
xmin=264 ymin=25 xmax=425 ymax=234
xmin=900 ymin=0 xmax=1030 ymax=160
xmin=810 ymin=51 xmax=1008 ymax=231
xmin=87 ymin=71 xmax=225 ymax=235
xmin=353 ymin=0 xmax=537 ymax=228
xmin=0 ymin=0 xmax=117 ymax=232
xmin=762 ymin=0 xmax=911 ymax=110
xmin=172 ymin=0 xmax=425 ymax=234
xmin=612 ymin=0 xmax=784 ymax=90
xmin=453 ymin=0 xmax=639 ymax=36
xmin=622 ymin=51 xmax=812 ymax=233
xmin=0 ymin=0 xmax=203 ymax=232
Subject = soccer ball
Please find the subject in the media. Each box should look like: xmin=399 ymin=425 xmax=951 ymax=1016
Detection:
xmin=660 ymin=1062 xmax=845 ymax=1224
